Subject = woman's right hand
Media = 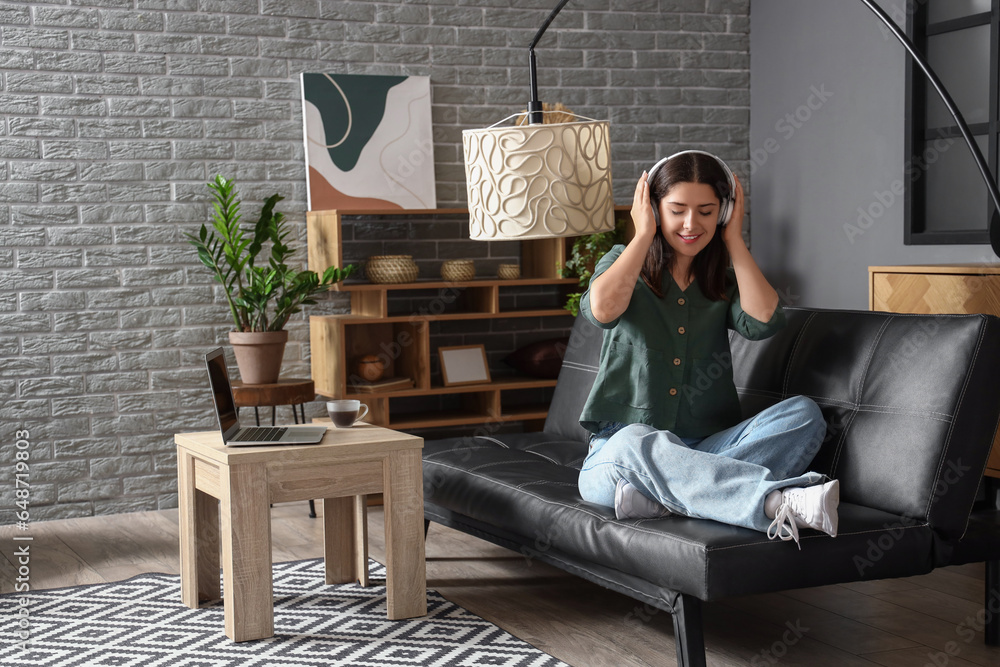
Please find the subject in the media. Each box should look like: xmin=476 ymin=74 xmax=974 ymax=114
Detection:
xmin=631 ymin=172 xmax=658 ymax=243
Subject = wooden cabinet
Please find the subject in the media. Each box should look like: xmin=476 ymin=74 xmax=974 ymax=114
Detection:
xmin=869 ymin=264 xmax=1000 ymax=477
xmin=307 ymin=208 xmax=577 ymax=431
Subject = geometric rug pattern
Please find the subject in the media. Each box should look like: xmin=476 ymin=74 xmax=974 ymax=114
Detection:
xmin=0 ymin=559 xmax=569 ymax=667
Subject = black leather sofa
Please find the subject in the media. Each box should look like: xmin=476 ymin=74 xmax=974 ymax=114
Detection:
xmin=422 ymin=307 xmax=1000 ymax=666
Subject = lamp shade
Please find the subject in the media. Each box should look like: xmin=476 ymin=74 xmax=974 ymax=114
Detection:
xmin=463 ymin=116 xmax=614 ymax=240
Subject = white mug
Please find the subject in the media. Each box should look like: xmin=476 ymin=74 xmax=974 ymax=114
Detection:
xmin=326 ymin=400 xmax=369 ymax=428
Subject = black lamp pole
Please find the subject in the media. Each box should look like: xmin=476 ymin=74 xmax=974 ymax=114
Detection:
xmin=528 ymin=0 xmax=571 ymax=125
xmin=858 ymin=0 xmax=1000 ymax=256
xmin=526 ymin=0 xmax=1000 ymax=255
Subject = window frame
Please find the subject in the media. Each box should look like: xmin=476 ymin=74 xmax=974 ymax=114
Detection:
xmin=904 ymin=0 xmax=999 ymax=245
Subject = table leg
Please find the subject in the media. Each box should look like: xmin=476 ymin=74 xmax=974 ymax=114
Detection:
xmin=355 ymin=495 xmax=369 ymax=587
xmin=383 ymin=449 xmax=426 ymax=620
xmin=220 ymin=463 xmax=273 ymax=642
xmin=196 ymin=490 xmax=220 ymax=600
xmin=178 ymin=450 xmax=220 ymax=606
xmin=178 ymin=448 xmax=198 ymax=608
xmin=323 ymin=496 xmax=366 ymax=585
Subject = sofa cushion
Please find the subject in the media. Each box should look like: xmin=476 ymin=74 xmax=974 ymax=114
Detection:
xmin=731 ymin=309 xmax=1000 ymax=541
xmin=423 ymin=433 xmax=936 ymax=600
xmin=542 ymin=315 xmax=603 ymax=444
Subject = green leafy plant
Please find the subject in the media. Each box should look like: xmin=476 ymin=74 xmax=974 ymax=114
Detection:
xmin=187 ymin=175 xmax=356 ymax=332
xmin=561 ymin=216 xmax=627 ymax=316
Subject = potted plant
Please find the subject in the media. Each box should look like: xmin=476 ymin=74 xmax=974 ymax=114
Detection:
xmin=561 ymin=216 xmax=627 ymax=316
xmin=187 ymin=175 xmax=356 ymax=384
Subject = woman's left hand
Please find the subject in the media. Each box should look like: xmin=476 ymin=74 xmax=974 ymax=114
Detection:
xmin=723 ymin=172 xmax=746 ymax=247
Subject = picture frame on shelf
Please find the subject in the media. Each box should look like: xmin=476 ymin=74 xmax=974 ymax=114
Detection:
xmin=439 ymin=344 xmax=491 ymax=387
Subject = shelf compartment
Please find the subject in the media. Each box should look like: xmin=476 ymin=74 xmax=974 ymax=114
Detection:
xmin=338 ymin=281 xmax=574 ymax=320
xmin=333 ymin=308 xmax=572 ymax=324
xmin=339 ymin=277 xmax=577 ymax=291
xmin=386 ymin=390 xmax=498 ymax=430
xmin=311 ymin=316 xmax=429 ymax=397
xmin=499 ymin=383 xmax=556 ymax=424
xmin=341 ymin=375 xmax=557 ymax=400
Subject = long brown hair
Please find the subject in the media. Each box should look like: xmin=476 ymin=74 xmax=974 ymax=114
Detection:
xmin=642 ymin=152 xmax=732 ymax=301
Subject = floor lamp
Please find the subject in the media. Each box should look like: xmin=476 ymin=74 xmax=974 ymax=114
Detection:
xmin=858 ymin=0 xmax=1000 ymax=257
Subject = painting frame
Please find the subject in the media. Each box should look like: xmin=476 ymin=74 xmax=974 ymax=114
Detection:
xmin=301 ymin=72 xmax=437 ymax=212
xmin=438 ymin=344 xmax=491 ymax=387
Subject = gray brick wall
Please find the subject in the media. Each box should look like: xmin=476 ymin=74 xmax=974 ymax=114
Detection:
xmin=0 ymin=0 xmax=750 ymax=521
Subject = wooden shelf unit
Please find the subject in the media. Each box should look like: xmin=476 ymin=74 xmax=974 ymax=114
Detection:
xmin=307 ymin=208 xmax=575 ymax=431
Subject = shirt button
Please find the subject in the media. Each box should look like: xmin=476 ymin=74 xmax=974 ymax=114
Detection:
xmin=678 ymin=326 xmax=686 ymax=335
xmin=677 ymin=298 xmax=686 ymax=306
xmin=673 ymin=358 xmax=681 ymax=366
xmin=669 ymin=388 xmax=678 ymax=396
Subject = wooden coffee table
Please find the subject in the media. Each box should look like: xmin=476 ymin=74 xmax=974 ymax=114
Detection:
xmin=175 ymin=424 xmax=425 ymax=642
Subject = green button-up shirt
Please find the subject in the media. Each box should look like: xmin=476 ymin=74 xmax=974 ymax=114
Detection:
xmin=579 ymin=244 xmax=785 ymax=438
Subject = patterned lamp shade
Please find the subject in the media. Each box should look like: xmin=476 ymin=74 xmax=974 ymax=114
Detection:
xmin=462 ymin=117 xmax=615 ymax=240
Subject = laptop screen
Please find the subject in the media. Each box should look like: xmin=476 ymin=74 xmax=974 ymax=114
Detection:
xmin=205 ymin=348 xmax=239 ymax=440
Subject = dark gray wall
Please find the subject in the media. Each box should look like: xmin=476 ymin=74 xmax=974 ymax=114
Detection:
xmin=749 ymin=0 xmax=995 ymax=310
xmin=1 ymin=0 xmax=751 ymax=520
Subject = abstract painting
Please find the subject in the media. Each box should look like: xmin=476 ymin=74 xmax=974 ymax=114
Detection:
xmin=301 ymin=73 xmax=436 ymax=211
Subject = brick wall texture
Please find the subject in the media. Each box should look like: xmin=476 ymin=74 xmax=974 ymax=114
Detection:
xmin=0 ymin=0 xmax=750 ymax=520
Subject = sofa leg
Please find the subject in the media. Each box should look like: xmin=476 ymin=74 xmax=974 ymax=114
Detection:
xmin=672 ymin=594 xmax=707 ymax=667
xmin=987 ymin=558 xmax=1000 ymax=646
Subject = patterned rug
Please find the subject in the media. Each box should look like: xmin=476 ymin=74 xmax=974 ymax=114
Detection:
xmin=1 ymin=559 xmax=568 ymax=667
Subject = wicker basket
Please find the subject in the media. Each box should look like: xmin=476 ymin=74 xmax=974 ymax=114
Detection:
xmin=440 ymin=259 xmax=475 ymax=282
xmin=497 ymin=263 xmax=521 ymax=280
xmin=365 ymin=255 xmax=419 ymax=284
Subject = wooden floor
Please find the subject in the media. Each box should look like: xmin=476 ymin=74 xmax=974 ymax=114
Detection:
xmin=2 ymin=503 xmax=999 ymax=666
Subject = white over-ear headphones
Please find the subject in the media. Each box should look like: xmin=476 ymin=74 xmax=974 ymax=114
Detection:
xmin=646 ymin=150 xmax=737 ymax=227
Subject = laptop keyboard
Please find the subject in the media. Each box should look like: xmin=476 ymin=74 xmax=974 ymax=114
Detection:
xmin=231 ymin=427 xmax=286 ymax=442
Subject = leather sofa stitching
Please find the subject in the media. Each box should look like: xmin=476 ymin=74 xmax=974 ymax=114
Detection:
xmin=926 ymin=316 xmax=988 ymax=537
xmin=468 ymin=459 xmax=543 ymax=472
xmin=781 ymin=311 xmax=815 ymax=398
xmin=473 ymin=435 xmax=511 ymax=448
xmin=856 ymin=317 xmax=893 ymax=401
xmin=519 ymin=445 xmax=562 ymax=465
xmin=561 ymin=361 xmax=599 ymax=373
xmin=538 ymin=550 xmax=687 ymax=611
xmin=829 ymin=409 xmax=858 ymax=479
xmin=704 ymin=522 xmax=930 ymax=552
xmin=855 ymin=403 xmax=953 ymax=419
xmin=853 ymin=406 xmax=952 ymax=422
xmin=515 ymin=480 xmax=579 ymax=489
xmin=423 ymin=444 xmax=505 ymax=460
xmin=740 ymin=387 xmax=956 ymax=421
xmin=830 ymin=317 xmax=891 ymax=477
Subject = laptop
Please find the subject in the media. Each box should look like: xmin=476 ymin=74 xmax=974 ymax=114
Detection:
xmin=205 ymin=347 xmax=328 ymax=446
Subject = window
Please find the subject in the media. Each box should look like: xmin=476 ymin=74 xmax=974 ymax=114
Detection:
xmin=906 ymin=0 xmax=999 ymax=244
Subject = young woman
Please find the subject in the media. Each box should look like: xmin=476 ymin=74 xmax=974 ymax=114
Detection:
xmin=576 ymin=151 xmax=837 ymax=547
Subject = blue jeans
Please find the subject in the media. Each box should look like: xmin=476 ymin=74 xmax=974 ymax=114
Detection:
xmin=578 ymin=396 xmax=827 ymax=532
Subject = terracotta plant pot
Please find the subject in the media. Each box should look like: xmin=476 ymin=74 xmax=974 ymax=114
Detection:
xmin=228 ymin=330 xmax=288 ymax=385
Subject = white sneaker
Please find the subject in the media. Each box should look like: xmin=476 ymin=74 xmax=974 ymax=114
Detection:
xmin=614 ymin=479 xmax=672 ymax=520
xmin=765 ymin=479 xmax=839 ymax=548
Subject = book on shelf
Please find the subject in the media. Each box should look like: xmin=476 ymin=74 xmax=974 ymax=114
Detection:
xmin=349 ymin=376 xmax=415 ymax=393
